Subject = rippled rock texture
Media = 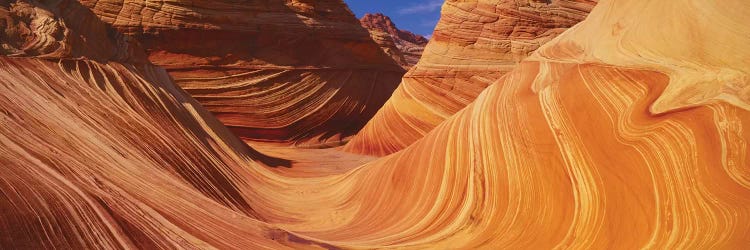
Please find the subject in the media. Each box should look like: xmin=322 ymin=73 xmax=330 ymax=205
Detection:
xmin=2 ymin=0 xmax=750 ymax=249
xmin=360 ymin=13 xmax=429 ymax=69
xmin=345 ymin=0 xmax=597 ymax=155
xmin=0 ymin=1 xmax=325 ymax=248
xmin=78 ymin=0 xmax=405 ymax=146
xmin=263 ymin=0 xmax=749 ymax=247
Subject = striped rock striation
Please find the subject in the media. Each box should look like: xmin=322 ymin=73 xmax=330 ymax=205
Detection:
xmin=0 ymin=1 xmax=325 ymax=248
xmin=244 ymin=0 xmax=750 ymax=248
xmin=360 ymin=13 xmax=429 ymax=69
xmin=78 ymin=0 xmax=405 ymax=147
xmin=344 ymin=0 xmax=597 ymax=156
xmin=2 ymin=0 xmax=750 ymax=249
xmin=0 ymin=0 xmax=143 ymax=62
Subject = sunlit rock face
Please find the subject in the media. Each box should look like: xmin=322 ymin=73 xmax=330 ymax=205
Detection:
xmin=360 ymin=13 xmax=429 ymax=69
xmin=344 ymin=0 xmax=597 ymax=156
xmin=78 ymin=0 xmax=405 ymax=147
xmin=252 ymin=0 xmax=749 ymax=248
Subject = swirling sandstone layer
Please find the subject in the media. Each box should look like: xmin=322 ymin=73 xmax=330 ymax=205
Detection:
xmin=2 ymin=0 xmax=750 ymax=249
xmin=360 ymin=13 xmax=429 ymax=68
xmin=243 ymin=0 xmax=749 ymax=248
xmin=0 ymin=0 xmax=143 ymax=62
xmin=0 ymin=1 xmax=324 ymax=248
xmin=344 ymin=0 xmax=597 ymax=155
xmin=78 ymin=0 xmax=405 ymax=146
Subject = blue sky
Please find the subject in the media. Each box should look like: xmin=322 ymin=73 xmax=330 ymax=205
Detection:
xmin=343 ymin=0 xmax=443 ymax=38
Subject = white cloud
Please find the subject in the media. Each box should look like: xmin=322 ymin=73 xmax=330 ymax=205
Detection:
xmin=398 ymin=0 xmax=444 ymax=15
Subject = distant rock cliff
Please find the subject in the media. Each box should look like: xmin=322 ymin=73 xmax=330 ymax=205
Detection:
xmin=360 ymin=13 xmax=428 ymax=69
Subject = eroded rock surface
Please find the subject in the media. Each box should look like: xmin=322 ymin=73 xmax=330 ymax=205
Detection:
xmin=0 ymin=0 xmax=143 ymax=61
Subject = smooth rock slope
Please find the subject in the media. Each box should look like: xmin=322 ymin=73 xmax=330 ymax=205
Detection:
xmin=345 ymin=0 xmax=597 ymax=155
xmin=249 ymin=0 xmax=750 ymax=248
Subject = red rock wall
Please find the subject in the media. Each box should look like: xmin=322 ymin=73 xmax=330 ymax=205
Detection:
xmin=79 ymin=0 xmax=406 ymax=146
xmin=360 ymin=13 xmax=429 ymax=68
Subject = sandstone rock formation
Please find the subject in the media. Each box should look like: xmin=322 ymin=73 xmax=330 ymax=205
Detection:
xmin=0 ymin=0 xmax=143 ymax=62
xmin=243 ymin=0 xmax=750 ymax=248
xmin=360 ymin=13 xmax=429 ymax=68
xmin=2 ymin=0 xmax=750 ymax=249
xmin=78 ymin=0 xmax=405 ymax=147
xmin=345 ymin=0 xmax=597 ymax=155
xmin=0 ymin=1 xmax=323 ymax=248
